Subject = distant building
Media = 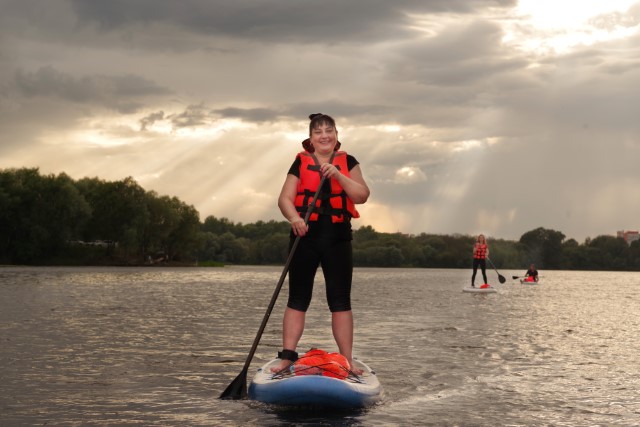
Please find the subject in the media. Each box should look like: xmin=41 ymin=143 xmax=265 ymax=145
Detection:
xmin=617 ymin=230 xmax=639 ymax=245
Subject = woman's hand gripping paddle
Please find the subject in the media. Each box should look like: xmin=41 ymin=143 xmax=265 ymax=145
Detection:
xmin=219 ymin=152 xmax=336 ymax=400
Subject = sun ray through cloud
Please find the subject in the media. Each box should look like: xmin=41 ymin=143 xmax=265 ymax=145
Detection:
xmin=2 ymin=1 xmax=640 ymax=241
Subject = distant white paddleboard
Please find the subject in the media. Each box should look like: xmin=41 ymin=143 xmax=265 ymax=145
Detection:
xmin=462 ymin=285 xmax=497 ymax=293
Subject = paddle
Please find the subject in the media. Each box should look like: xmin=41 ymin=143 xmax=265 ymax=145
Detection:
xmin=219 ymin=151 xmax=335 ymax=400
xmin=486 ymin=257 xmax=506 ymax=284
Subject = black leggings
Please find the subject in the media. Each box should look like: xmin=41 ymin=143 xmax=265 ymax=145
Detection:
xmin=472 ymin=258 xmax=488 ymax=285
xmin=287 ymin=237 xmax=353 ymax=313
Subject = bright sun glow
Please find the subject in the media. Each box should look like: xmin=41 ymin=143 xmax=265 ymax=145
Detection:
xmin=375 ymin=124 xmax=402 ymax=133
xmin=65 ymin=116 xmax=255 ymax=148
xmin=452 ymin=139 xmax=483 ymax=153
xmin=172 ymin=119 xmax=254 ymax=138
xmin=394 ymin=166 xmax=427 ymax=184
xmin=504 ymin=0 xmax=640 ymax=54
xmin=516 ymin=0 xmax=637 ymax=29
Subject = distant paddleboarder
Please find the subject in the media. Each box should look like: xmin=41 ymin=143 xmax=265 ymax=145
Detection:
xmin=524 ymin=264 xmax=539 ymax=282
xmin=471 ymin=234 xmax=489 ymax=287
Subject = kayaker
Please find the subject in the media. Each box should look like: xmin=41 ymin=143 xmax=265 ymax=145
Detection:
xmin=272 ymin=113 xmax=370 ymax=375
xmin=471 ymin=234 xmax=489 ymax=287
xmin=524 ymin=264 xmax=539 ymax=282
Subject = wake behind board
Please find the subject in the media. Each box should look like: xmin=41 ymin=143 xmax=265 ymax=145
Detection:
xmin=248 ymin=357 xmax=382 ymax=408
xmin=462 ymin=285 xmax=497 ymax=293
xmin=520 ymin=279 xmax=539 ymax=285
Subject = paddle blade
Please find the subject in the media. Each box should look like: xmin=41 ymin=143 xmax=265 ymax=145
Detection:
xmin=219 ymin=369 xmax=248 ymax=400
xmin=498 ymin=275 xmax=506 ymax=284
xmin=511 ymin=276 xmax=520 ymax=280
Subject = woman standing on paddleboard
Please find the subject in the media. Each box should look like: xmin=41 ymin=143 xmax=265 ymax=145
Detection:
xmin=471 ymin=234 xmax=489 ymax=287
xmin=273 ymin=113 xmax=370 ymax=374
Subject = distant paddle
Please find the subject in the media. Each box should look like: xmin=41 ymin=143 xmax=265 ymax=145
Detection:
xmin=219 ymin=151 xmax=335 ymax=400
xmin=486 ymin=257 xmax=506 ymax=284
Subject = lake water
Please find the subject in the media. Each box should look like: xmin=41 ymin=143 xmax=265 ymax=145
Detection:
xmin=0 ymin=266 xmax=638 ymax=426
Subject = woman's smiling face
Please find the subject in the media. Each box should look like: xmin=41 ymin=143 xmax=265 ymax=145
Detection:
xmin=310 ymin=123 xmax=338 ymax=155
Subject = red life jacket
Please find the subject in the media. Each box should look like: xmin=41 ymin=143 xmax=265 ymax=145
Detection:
xmin=294 ymin=151 xmax=360 ymax=223
xmin=473 ymin=243 xmax=487 ymax=259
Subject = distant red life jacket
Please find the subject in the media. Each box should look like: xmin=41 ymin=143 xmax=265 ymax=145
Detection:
xmin=473 ymin=243 xmax=488 ymax=259
xmin=293 ymin=348 xmax=350 ymax=379
xmin=525 ymin=276 xmax=535 ymax=282
xmin=294 ymin=151 xmax=360 ymax=223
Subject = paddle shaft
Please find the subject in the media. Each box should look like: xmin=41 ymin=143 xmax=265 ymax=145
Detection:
xmin=220 ymin=151 xmax=335 ymax=399
xmin=236 ymin=227 xmax=305 ymax=373
xmin=486 ymin=257 xmax=506 ymax=283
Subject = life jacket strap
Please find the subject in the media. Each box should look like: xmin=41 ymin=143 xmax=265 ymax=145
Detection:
xmin=295 ymin=190 xmax=351 ymax=219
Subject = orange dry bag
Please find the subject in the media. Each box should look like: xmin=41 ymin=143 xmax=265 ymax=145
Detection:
xmin=293 ymin=349 xmax=350 ymax=379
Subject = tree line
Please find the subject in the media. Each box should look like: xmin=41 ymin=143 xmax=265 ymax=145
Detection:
xmin=2 ymin=168 xmax=640 ymax=271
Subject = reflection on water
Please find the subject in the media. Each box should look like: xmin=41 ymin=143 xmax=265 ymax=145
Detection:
xmin=0 ymin=266 xmax=639 ymax=425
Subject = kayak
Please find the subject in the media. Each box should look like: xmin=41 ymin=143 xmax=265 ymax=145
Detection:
xmin=462 ymin=285 xmax=497 ymax=293
xmin=520 ymin=279 xmax=539 ymax=285
xmin=248 ymin=352 xmax=382 ymax=408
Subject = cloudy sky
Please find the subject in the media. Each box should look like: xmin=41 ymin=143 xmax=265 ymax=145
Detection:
xmin=2 ymin=0 xmax=639 ymax=242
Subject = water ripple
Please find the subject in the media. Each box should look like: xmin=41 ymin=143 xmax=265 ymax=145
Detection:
xmin=0 ymin=266 xmax=638 ymax=425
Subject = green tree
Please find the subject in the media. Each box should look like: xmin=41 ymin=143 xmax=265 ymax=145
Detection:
xmin=587 ymin=235 xmax=629 ymax=270
xmin=197 ymin=231 xmax=222 ymax=262
xmin=217 ymin=232 xmax=250 ymax=263
xmin=627 ymin=240 xmax=640 ymax=270
xmin=256 ymin=232 xmax=290 ymax=264
xmin=353 ymin=225 xmax=378 ymax=243
xmin=519 ymin=227 xmax=566 ymax=269
xmin=76 ymin=176 xmax=148 ymax=258
xmin=354 ymin=245 xmax=404 ymax=267
xmin=202 ymin=216 xmax=238 ymax=235
xmin=0 ymin=168 xmax=90 ymax=263
xmin=164 ymin=198 xmax=201 ymax=262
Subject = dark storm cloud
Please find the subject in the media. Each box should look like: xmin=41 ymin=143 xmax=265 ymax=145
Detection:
xmin=14 ymin=66 xmax=171 ymax=112
xmin=68 ymin=0 xmax=516 ymax=44
xmin=167 ymin=104 xmax=211 ymax=129
xmin=152 ymin=101 xmax=397 ymax=129
xmin=139 ymin=111 xmax=165 ymax=131
xmin=283 ymin=102 xmax=397 ymax=122
xmin=386 ymin=19 xmax=528 ymax=88
xmin=213 ymin=107 xmax=281 ymax=123
xmin=131 ymin=101 xmax=396 ymax=136
xmin=210 ymin=103 xmax=397 ymax=125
